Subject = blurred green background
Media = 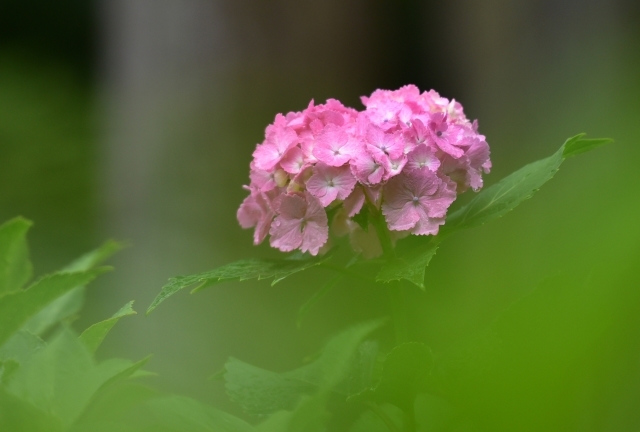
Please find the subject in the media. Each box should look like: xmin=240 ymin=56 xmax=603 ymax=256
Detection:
xmin=1 ymin=0 xmax=639 ymax=430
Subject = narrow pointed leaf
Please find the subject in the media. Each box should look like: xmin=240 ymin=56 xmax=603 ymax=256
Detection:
xmin=443 ymin=134 xmax=612 ymax=232
xmin=62 ymin=239 xmax=126 ymax=273
xmin=0 ymin=217 xmax=33 ymax=294
xmin=79 ymin=301 xmax=136 ymax=353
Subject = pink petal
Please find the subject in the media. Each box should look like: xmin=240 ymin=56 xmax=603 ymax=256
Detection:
xmin=280 ymin=146 xmax=306 ymax=174
xmin=306 ymin=163 xmax=356 ymax=207
xmin=351 ymin=151 xmax=384 ymax=185
xmin=269 ymin=217 xmax=303 ymax=252
xmin=407 ymin=145 xmax=440 ymax=172
xmin=276 ymin=193 xmax=306 ymax=219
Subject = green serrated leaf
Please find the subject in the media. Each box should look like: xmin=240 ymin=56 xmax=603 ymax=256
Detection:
xmin=22 ymin=240 xmax=127 ymax=337
xmin=348 ymin=342 xmax=433 ymax=411
xmin=79 ymin=301 xmax=136 ymax=353
xmin=147 ymin=253 xmax=333 ymax=314
xmin=144 ymin=396 xmax=256 ymax=432
xmin=0 ymin=217 xmax=33 ymax=294
xmin=297 ymin=275 xmax=342 ymax=328
xmin=444 ymin=133 xmax=612 ymax=232
xmin=225 ymin=319 xmax=384 ymax=415
xmin=376 ymin=237 xmax=439 ymax=287
xmin=0 ymin=268 xmax=108 ymax=347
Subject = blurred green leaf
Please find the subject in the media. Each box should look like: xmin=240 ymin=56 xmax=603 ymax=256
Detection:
xmin=0 ymin=387 xmax=62 ymax=432
xmin=0 ymin=359 xmax=20 ymax=383
xmin=0 ymin=217 xmax=33 ymax=294
xmin=349 ymin=403 xmax=403 ymax=432
xmin=5 ymin=326 xmax=147 ymax=428
xmin=225 ymin=319 xmax=383 ymax=415
xmin=349 ymin=343 xmax=432 ymax=411
xmin=297 ymin=275 xmax=342 ymax=328
xmin=23 ymin=240 xmax=126 ymax=336
xmin=144 ymin=396 xmax=256 ymax=432
xmin=79 ymin=301 xmax=136 ymax=353
xmin=70 ymin=382 xmax=160 ymax=432
xmin=256 ymin=396 xmax=328 ymax=432
xmin=62 ymin=240 xmax=126 ymax=273
xmin=346 ymin=340 xmax=382 ymax=397
xmin=0 ymin=268 xmax=108 ymax=347
xmin=0 ymin=330 xmax=45 ymax=372
xmin=147 ymin=253 xmax=333 ymax=314
xmin=427 ymin=271 xmax=617 ymax=430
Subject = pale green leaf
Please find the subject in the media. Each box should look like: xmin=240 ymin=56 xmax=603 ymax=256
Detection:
xmin=144 ymin=396 xmax=256 ymax=432
xmin=62 ymin=240 xmax=126 ymax=273
xmin=256 ymin=396 xmax=328 ymax=432
xmin=79 ymin=301 xmax=136 ymax=353
xmin=296 ymin=275 xmax=342 ymax=328
xmin=349 ymin=403 xmax=403 ymax=432
xmin=23 ymin=240 xmax=126 ymax=336
xmin=0 ymin=387 xmax=62 ymax=432
xmin=0 ymin=330 xmax=45 ymax=366
xmin=348 ymin=343 xmax=432 ymax=411
xmin=0 ymin=268 xmax=108 ymax=347
xmin=6 ymin=326 xmax=147 ymax=428
xmin=225 ymin=319 xmax=383 ymax=415
xmin=0 ymin=217 xmax=33 ymax=294
xmin=147 ymin=253 xmax=332 ymax=314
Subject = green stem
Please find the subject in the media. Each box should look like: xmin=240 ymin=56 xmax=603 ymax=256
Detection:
xmin=370 ymin=207 xmax=396 ymax=260
xmin=366 ymin=402 xmax=401 ymax=432
xmin=387 ymin=284 xmax=409 ymax=345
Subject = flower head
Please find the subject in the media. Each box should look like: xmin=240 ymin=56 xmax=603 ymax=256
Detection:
xmin=238 ymin=85 xmax=491 ymax=256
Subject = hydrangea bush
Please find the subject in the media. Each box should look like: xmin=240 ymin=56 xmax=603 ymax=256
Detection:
xmin=238 ymin=86 xmax=491 ymax=256
xmin=0 ymin=86 xmax=614 ymax=432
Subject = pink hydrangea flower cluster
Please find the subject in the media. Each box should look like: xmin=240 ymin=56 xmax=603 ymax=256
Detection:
xmin=237 ymin=85 xmax=491 ymax=256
